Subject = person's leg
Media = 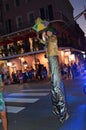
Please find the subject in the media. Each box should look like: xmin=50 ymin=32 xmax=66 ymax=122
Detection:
xmin=1 ymin=110 xmax=8 ymax=130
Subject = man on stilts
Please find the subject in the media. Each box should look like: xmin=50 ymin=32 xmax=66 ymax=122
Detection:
xmin=32 ymin=18 xmax=69 ymax=123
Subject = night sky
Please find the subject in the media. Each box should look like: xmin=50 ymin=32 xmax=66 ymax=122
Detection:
xmin=69 ymin=0 xmax=86 ymax=36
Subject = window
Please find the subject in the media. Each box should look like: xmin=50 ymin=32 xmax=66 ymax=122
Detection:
xmin=47 ymin=4 xmax=54 ymax=20
xmin=5 ymin=19 xmax=12 ymax=33
xmin=40 ymin=5 xmax=54 ymax=20
xmin=16 ymin=16 xmax=23 ymax=29
xmin=40 ymin=8 xmax=46 ymax=20
xmin=5 ymin=3 xmax=10 ymax=11
xmin=27 ymin=12 xmax=35 ymax=25
xmin=14 ymin=0 xmax=20 ymax=6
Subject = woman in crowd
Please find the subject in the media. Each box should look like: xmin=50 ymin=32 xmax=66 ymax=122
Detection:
xmin=0 ymin=63 xmax=8 ymax=130
xmin=18 ymin=70 xmax=23 ymax=84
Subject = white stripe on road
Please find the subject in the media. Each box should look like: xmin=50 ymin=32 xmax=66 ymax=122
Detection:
xmin=6 ymin=106 xmax=25 ymax=113
xmin=21 ymin=89 xmax=50 ymax=92
xmin=4 ymin=98 xmax=39 ymax=103
xmin=0 ymin=106 xmax=25 ymax=123
xmin=8 ymin=93 xmax=49 ymax=96
xmin=0 ymin=90 xmax=49 ymax=123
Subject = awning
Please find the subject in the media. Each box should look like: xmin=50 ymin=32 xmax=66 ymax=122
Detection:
xmin=59 ymin=47 xmax=85 ymax=53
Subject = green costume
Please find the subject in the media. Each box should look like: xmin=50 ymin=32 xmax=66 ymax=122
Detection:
xmin=0 ymin=75 xmax=5 ymax=111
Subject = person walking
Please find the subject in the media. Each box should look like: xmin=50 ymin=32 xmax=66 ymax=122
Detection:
xmin=18 ymin=70 xmax=23 ymax=84
xmin=0 ymin=63 xmax=8 ymax=130
xmin=67 ymin=64 xmax=71 ymax=79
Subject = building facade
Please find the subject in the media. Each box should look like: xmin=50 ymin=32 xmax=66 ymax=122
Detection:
xmin=0 ymin=0 xmax=86 ymax=77
xmin=0 ymin=0 xmax=74 ymax=34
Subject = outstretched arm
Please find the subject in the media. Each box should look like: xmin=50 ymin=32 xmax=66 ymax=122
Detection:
xmin=37 ymin=32 xmax=48 ymax=45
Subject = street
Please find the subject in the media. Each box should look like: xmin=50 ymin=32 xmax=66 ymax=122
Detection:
xmin=0 ymin=77 xmax=86 ymax=130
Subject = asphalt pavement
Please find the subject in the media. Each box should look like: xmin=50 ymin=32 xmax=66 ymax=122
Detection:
xmin=0 ymin=76 xmax=86 ymax=130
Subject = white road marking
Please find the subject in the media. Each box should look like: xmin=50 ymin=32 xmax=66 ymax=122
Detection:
xmin=21 ymin=89 xmax=50 ymax=92
xmin=0 ymin=89 xmax=49 ymax=124
xmin=8 ymin=93 xmax=49 ymax=96
xmin=0 ymin=106 xmax=25 ymax=123
xmin=4 ymin=98 xmax=39 ymax=103
xmin=6 ymin=106 xmax=25 ymax=113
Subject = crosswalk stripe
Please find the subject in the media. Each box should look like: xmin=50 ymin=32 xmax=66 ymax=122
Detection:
xmin=21 ymin=89 xmax=50 ymax=92
xmin=0 ymin=106 xmax=25 ymax=123
xmin=8 ymin=93 xmax=49 ymax=96
xmin=6 ymin=106 xmax=25 ymax=113
xmin=0 ymin=89 xmax=49 ymax=124
xmin=4 ymin=98 xmax=39 ymax=103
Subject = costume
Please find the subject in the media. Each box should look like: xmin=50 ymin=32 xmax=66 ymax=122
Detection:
xmin=0 ymin=74 xmax=5 ymax=112
xmin=46 ymin=34 xmax=68 ymax=122
xmin=40 ymin=33 xmax=68 ymax=122
xmin=32 ymin=18 xmax=68 ymax=122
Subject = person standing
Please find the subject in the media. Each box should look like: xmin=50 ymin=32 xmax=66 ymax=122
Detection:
xmin=71 ymin=62 xmax=77 ymax=79
xmin=0 ymin=64 xmax=8 ymax=130
xmin=67 ymin=64 xmax=71 ymax=79
xmin=18 ymin=70 xmax=23 ymax=84
xmin=37 ymin=27 xmax=68 ymax=122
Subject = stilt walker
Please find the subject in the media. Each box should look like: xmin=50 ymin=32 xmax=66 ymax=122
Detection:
xmin=32 ymin=18 xmax=69 ymax=123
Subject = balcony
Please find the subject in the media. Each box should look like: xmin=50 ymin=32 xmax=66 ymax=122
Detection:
xmin=0 ymin=40 xmax=45 ymax=60
xmin=58 ymin=35 xmax=81 ymax=50
xmin=55 ymin=11 xmax=71 ymax=25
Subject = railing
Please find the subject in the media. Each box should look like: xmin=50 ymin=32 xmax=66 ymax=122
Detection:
xmin=0 ymin=42 xmax=45 ymax=60
xmin=58 ymin=36 xmax=84 ymax=50
xmin=56 ymin=11 xmax=70 ymax=24
xmin=0 ymin=36 xmax=82 ymax=60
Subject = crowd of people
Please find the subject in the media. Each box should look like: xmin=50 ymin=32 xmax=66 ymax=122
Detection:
xmin=0 ymin=61 xmax=85 ymax=86
xmin=11 ymin=64 xmax=48 ymax=84
xmin=60 ymin=62 xmax=85 ymax=80
xmin=11 ymin=67 xmax=35 ymax=84
xmin=0 ymin=61 xmax=85 ymax=85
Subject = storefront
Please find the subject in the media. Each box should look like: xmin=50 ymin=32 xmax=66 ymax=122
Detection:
xmin=59 ymin=47 xmax=85 ymax=65
xmin=0 ymin=51 xmax=48 ymax=77
xmin=0 ymin=47 xmax=84 ymax=78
